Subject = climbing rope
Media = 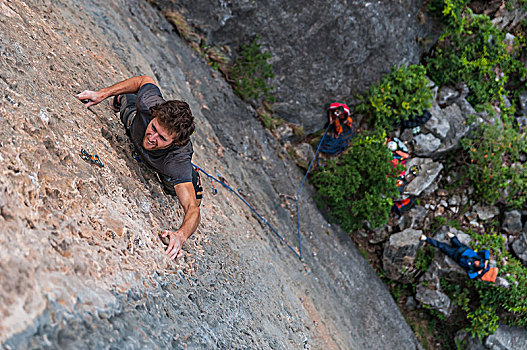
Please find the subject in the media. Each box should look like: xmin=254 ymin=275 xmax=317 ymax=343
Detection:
xmin=192 ymin=163 xmax=302 ymax=258
xmin=192 ymin=124 xmax=332 ymax=260
xmin=319 ymin=124 xmax=356 ymax=155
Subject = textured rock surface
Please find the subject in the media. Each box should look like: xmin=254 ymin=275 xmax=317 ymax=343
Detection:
xmin=512 ymin=233 xmax=527 ymax=265
xmin=502 ymin=211 xmax=523 ymax=234
xmin=403 ymin=158 xmax=444 ymax=196
xmin=415 ymin=100 xmax=471 ymax=157
xmin=382 ymin=228 xmax=423 ymax=283
xmin=485 ymin=325 xmax=527 ymax=350
xmin=151 ymin=0 xmax=441 ymax=133
xmin=0 ymin=0 xmax=421 ymax=349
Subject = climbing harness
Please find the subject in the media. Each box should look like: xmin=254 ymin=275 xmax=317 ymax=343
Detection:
xmin=191 ymin=124 xmax=333 ymax=260
xmin=80 ymin=148 xmax=104 ymax=167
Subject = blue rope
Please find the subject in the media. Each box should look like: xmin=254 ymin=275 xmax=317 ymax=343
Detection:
xmin=192 ymin=163 xmax=302 ymax=258
xmin=319 ymin=125 xmax=355 ymax=155
xmin=191 ymin=125 xmax=332 ymax=260
xmin=294 ymin=124 xmax=331 ymax=258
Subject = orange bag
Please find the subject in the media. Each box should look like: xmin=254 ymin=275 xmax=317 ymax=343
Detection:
xmin=480 ymin=267 xmax=499 ymax=283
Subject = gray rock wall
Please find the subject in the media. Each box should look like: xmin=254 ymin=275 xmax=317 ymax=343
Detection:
xmin=164 ymin=0 xmax=441 ymax=133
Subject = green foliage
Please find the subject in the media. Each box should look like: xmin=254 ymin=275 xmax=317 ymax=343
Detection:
xmin=424 ymin=12 xmax=527 ymax=107
xmin=428 ymin=0 xmax=470 ymax=27
xmin=441 ymin=278 xmax=471 ymax=312
xmin=415 ymin=245 xmax=434 ymax=272
xmin=355 ymin=64 xmax=433 ymax=130
xmin=460 ymin=116 xmax=527 ymax=207
xmin=230 ymin=36 xmax=275 ymax=103
xmin=466 ymin=304 xmax=500 ymax=339
xmin=311 ymin=131 xmax=401 ymax=231
xmin=468 ymin=228 xmax=507 ymax=256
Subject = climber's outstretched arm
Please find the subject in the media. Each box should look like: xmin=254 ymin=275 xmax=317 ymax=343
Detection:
xmin=76 ymin=75 xmax=156 ymax=107
xmin=162 ymin=182 xmax=201 ymax=260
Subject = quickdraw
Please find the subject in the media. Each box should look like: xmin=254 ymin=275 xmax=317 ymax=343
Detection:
xmin=80 ymin=148 xmax=104 ymax=167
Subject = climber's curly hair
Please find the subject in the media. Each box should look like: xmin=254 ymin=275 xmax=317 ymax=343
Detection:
xmin=151 ymin=100 xmax=195 ymax=146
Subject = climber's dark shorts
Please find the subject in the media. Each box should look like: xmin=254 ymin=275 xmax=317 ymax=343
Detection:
xmin=117 ymin=94 xmax=203 ymax=206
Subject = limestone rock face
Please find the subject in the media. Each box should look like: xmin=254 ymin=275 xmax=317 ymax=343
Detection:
xmin=485 ymin=325 xmax=527 ymax=350
xmin=382 ymin=228 xmax=423 ymax=283
xmin=403 ymin=158 xmax=444 ymax=197
xmin=157 ymin=0 xmax=441 ymax=133
xmin=502 ymin=210 xmax=523 ymax=234
xmin=512 ymin=234 xmax=527 ymax=265
xmin=0 ymin=0 xmax=421 ymax=349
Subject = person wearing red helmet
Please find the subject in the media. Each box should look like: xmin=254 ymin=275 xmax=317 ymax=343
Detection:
xmin=328 ymin=102 xmax=353 ymax=135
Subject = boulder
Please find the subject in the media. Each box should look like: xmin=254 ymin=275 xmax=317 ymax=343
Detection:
xmin=425 ymin=111 xmax=450 ymax=139
xmin=518 ymin=91 xmax=527 ymax=115
xmin=369 ymin=225 xmax=389 ymax=245
xmin=397 ymin=205 xmax=428 ymax=231
xmin=485 ymin=325 xmax=527 ymax=350
xmin=511 ymin=233 xmax=527 ymax=265
xmin=413 ymin=133 xmax=441 ymax=156
xmin=276 ymin=123 xmax=294 ymax=142
xmin=403 ymin=158 xmax=443 ymax=196
xmin=428 ymin=101 xmax=471 ymax=156
xmin=415 ymin=284 xmax=453 ymax=317
xmin=473 ymin=204 xmax=500 ymax=221
xmin=293 ymin=143 xmax=315 ymax=166
xmin=382 ymin=228 xmax=423 ymax=283
xmin=437 ymin=86 xmax=459 ymax=107
xmin=502 ymin=211 xmax=523 ymax=234
xmin=454 ymin=331 xmax=486 ymax=350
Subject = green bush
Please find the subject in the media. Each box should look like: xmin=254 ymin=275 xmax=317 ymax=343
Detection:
xmin=311 ymin=131 xmax=401 ymax=231
xmin=428 ymin=0 xmax=470 ymax=27
xmin=229 ymin=36 xmax=275 ymax=103
xmin=355 ymin=64 xmax=433 ymax=130
xmin=424 ymin=11 xmax=526 ymax=108
xmin=460 ymin=115 xmax=527 ymax=207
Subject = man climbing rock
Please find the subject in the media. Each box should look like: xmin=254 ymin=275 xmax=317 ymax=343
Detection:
xmin=420 ymin=232 xmax=496 ymax=281
xmin=77 ymin=75 xmax=202 ymax=260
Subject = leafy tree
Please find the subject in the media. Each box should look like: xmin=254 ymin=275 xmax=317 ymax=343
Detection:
xmin=312 ymin=132 xmax=401 ymax=231
xmin=461 ymin=115 xmax=527 ymax=207
xmin=355 ymin=64 xmax=433 ymax=130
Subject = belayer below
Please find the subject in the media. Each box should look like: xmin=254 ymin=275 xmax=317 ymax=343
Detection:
xmin=318 ymin=102 xmax=355 ymax=156
xmin=328 ymin=102 xmax=353 ymax=135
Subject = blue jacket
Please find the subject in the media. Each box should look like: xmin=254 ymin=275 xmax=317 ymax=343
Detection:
xmin=456 ymin=249 xmax=490 ymax=279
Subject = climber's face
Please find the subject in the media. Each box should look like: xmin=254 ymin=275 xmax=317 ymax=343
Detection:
xmin=143 ymin=118 xmax=175 ymax=151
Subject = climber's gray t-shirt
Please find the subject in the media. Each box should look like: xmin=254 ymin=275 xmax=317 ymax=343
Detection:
xmin=129 ymin=83 xmax=193 ymax=187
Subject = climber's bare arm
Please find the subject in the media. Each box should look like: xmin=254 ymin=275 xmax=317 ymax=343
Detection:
xmin=76 ymin=75 xmax=156 ymax=107
xmin=162 ymin=182 xmax=201 ymax=260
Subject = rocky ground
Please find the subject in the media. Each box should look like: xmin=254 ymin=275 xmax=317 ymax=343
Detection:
xmin=0 ymin=1 xmax=422 ymax=349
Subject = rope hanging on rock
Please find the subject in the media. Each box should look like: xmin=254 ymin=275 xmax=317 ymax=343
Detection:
xmin=192 ymin=125 xmax=332 ymax=260
xmin=192 ymin=163 xmax=303 ymax=258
